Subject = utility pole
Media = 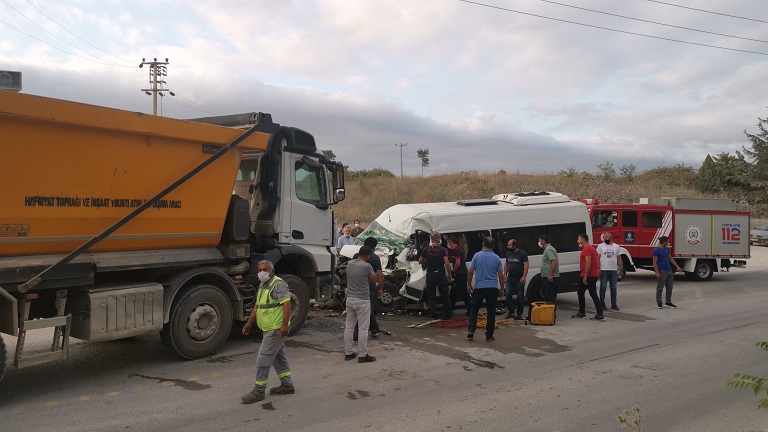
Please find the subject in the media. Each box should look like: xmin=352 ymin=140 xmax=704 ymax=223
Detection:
xmin=395 ymin=143 xmax=407 ymax=178
xmin=139 ymin=58 xmax=174 ymax=115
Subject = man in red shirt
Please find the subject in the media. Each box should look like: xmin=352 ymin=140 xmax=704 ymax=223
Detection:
xmin=572 ymin=234 xmax=604 ymax=321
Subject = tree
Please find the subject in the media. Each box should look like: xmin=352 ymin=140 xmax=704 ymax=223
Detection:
xmin=558 ymin=166 xmax=578 ymax=177
xmin=726 ymin=341 xmax=768 ymax=412
xmin=696 ymin=152 xmax=750 ymax=194
xmin=620 ymin=164 xmax=637 ymax=182
xmin=416 ymin=148 xmax=430 ymax=177
xmin=321 ymin=149 xmax=336 ymax=161
xmin=597 ymin=161 xmax=616 ymax=180
xmin=742 ymin=115 xmax=768 ymax=202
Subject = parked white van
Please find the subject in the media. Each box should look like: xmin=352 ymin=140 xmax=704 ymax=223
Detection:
xmin=356 ymin=192 xmax=592 ymax=310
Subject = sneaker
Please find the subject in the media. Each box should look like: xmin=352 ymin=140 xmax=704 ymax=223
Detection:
xmin=371 ymin=331 xmax=379 ymax=338
xmin=514 ymin=314 xmax=524 ymax=321
xmin=269 ymin=383 xmax=295 ymax=395
xmin=601 ymin=302 xmax=608 ymax=311
xmin=358 ymin=354 xmax=376 ymax=363
xmin=657 ymin=302 xmax=663 ymax=309
xmin=611 ymin=305 xmax=620 ymax=311
xmin=241 ymin=387 xmax=266 ymax=404
xmin=466 ymin=332 xmax=474 ymax=339
xmin=665 ymin=302 xmax=677 ymax=309
xmin=591 ymin=315 xmax=605 ymax=321
xmin=485 ymin=335 xmax=495 ymax=342
xmin=571 ymin=312 xmax=586 ymax=319
xmin=344 ymin=353 xmax=356 ymax=361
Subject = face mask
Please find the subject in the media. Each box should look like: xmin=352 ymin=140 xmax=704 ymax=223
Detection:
xmin=604 ymin=239 xmax=611 ymax=244
xmin=257 ymin=271 xmax=271 ymax=283
xmin=355 ymin=223 xmax=360 ymax=228
xmin=538 ymin=241 xmax=544 ymax=249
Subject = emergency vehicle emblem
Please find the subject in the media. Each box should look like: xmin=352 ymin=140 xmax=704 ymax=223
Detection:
xmin=685 ymin=225 xmax=702 ymax=245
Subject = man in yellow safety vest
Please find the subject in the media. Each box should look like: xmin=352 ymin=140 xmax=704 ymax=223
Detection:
xmin=241 ymin=260 xmax=295 ymax=404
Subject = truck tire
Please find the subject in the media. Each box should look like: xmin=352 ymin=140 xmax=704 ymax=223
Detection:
xmin=373 ymin=281 xmax=400 ymax=314
xmin=0 ymin=334 xmax=6 ymax=383
xmin=161 ymin=284 xmax=233 ymax=359
xmin=688 ymin=260 xmax=714 ymax=281
xmin=278 ymin=274 xmax=309 ymax=336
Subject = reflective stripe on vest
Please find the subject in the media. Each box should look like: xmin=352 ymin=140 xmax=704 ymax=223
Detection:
xmin=256 ymin=276 xmax=288 ymax=331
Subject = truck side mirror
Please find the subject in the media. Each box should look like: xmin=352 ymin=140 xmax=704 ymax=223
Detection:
xmin=334 ymin=189 xmax=345 ymax=202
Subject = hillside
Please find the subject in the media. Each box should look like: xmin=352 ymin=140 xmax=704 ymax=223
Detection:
xmin=333 ymin=167 xmax=765 ymax=226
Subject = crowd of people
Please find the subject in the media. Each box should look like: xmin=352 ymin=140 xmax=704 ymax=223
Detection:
xmin=242 ymin=222 xmax=683 ymax=404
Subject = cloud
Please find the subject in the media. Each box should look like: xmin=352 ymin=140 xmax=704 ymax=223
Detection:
xmin=2 ymin=0 xmax=766 ymax=178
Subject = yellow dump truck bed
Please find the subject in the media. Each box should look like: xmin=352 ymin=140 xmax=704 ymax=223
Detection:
xmin=0 ymin=92 xmax=269 ymax=256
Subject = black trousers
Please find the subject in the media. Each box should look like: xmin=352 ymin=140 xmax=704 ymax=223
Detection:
xmin=450 ymin=272 xmax=471 ymax=313
xmin=577 ymin=276 xmax=603 ymax=316
xmin=426 ymin=271 xmax=452 ymax=319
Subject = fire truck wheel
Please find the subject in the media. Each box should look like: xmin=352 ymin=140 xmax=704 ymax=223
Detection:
xmin=161 ymin=284 xmax=233 ymax=360
xmin=688 ymin=261 xmax=714 ymax=281
xmin=0 ymin=334 xmax=6 ymax=383
xmin=278 ymin=274 xmax=309 ymax=336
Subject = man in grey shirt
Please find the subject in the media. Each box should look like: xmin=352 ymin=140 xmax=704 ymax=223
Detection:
xmin=344 ymin=245 xmax=377 ymax=363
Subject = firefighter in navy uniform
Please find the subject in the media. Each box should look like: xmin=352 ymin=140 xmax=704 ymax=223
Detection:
xmin=241 ymin=260 xmax=295 ymax=404
xmin=418 ymin=231 xmax=453 ymax=319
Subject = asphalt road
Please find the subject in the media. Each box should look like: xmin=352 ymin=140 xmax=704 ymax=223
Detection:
xmin=2 ymin=248 xmax=768 ymax=432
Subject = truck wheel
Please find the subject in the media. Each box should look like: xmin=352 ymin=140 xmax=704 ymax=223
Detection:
xmin=278 ymin=274 xmax=309 ymax=336
xmin=373 ymin=281 xmax=400 ymax=313
xmin=0 ymin=334 xmax=6 ymax=382
xmin=161 ymin=284 xmax=233 ymax=359
xmin=689 ymin=261 xmax=714 ymax=281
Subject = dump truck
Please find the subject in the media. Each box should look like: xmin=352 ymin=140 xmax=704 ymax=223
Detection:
xmin=584 ymin=197 xmax=750 ymax=281
xmin=0 ymin=91 xmax=346 ymax=381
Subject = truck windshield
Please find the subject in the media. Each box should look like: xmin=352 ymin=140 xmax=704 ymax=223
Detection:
xmin=295 ymin=160 xmax=328 ymax=206
xmin=354 ymin=221 xmax=409 ymax=254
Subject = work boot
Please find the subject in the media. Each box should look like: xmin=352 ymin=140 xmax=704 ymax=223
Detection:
xmin=241 ymin=386 xmax=265 ymax=404
xmin=358 ymin=354 xmax=376 ymax=363
xmin=269 ymin=383 xmax=296 ymax=395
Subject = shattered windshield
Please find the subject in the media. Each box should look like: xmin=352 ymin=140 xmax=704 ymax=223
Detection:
xmin=354 ymin=220 xmax=409 ymax=254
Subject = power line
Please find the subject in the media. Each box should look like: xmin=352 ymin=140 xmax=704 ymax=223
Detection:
xmin=23 ymin=0 xmax=135 ymax=65
xmin=162 ymin=96 xmax=223 ymax=116
xmin=643 ymin=0 xmax=768 ymax=25
xmin=174 ymin=95 xmax=223 ymax=115
xmin=0 ymin=18 xmax=134 ymax=67
xmin=1 ymin=0 xmax=131 ymax=67
xmin=534 ymin=0 xmax=768 ymax=44
xmin=456 ymin=0 xmax=768 ymax=56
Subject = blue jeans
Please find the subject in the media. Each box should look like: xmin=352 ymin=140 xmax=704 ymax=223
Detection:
xmin=505 ymin=278 xmax=525 ymax=316
xmin=542 ymin=278 xmax=558 ymax=304
xmin=468 ymin=288 xmax=499 ymax=338
xmin=599 ymin=270 xmax=618 ymax=306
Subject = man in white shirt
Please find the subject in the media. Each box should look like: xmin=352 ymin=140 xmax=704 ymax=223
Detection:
xmin=596 ymin=232 xmax=624 ymax=311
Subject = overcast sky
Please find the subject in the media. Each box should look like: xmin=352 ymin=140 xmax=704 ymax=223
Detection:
xmin=2 ymin=0 xmax=767 ymax=175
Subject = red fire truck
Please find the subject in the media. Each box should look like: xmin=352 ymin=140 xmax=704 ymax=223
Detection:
xmin=583 ymin=197 xmax=750 ymax=281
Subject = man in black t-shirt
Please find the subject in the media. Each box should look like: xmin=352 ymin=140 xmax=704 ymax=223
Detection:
xmin=504 ymin=239 xmax=529 ymax=320
xmin=447 ymin=235 xmax=471 ymax=315
xmin=418 ymin=231 xmax=453 ymax=319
